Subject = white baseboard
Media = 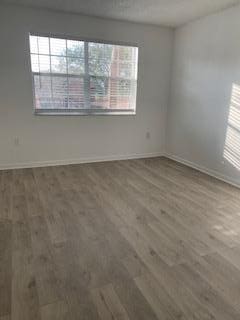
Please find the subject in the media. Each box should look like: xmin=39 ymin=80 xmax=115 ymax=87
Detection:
xmin=0 ymin=152 xmax=164 ymax=171
xmin=165 ymin=153 xmax=240 ymax=189
xmin=2 ymin=151 xmax=239 ymax=189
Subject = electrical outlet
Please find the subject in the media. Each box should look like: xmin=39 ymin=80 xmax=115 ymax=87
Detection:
xmin=14 ymin=137 xmax=20 ymax=146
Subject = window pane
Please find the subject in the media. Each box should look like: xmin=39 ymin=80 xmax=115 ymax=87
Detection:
xmin=31 ymin=54 xmax=39 ymax=72
xmin=118 ymin=46 xmax=134 ymax=61
xmin=118 ymin=62 xmax=133 ymax=79
xmin=39 ymin=55 xmax=50 ymax=72
xmin=67 ymin=57 xmax=84 ymax=74
xmin=109 ymin=81 xmax=132 ymax=109
xmin=38 ymin=37 xmax=49 ymax=54
xmin=52 ymin=76 xmax=68 ymax=108
xmin=89 ymin=59 xmax=111 ymax=77
xmin=68 ymin=77 xmax=85 ymax=108
xmin=34 ymin=75 xmax=52 ymax=109
xmin=52 ymin=76 xmax=68 ymax=96
xmin=30 ymin=36 xmax=38 ymax=54
xmin=89 ymin=42 xmax=113 ymax=77
xmin=67 ymin=40 xmax=84 ymax=57
xmin=50 ymin=38 xmax=66 ymax=56
xmin=89 ymin=42 xmax=113 ymax=60
xmin=51 ymin=56 xmax=67 ymax=73
xmin=90 ymin=76 xmax=110 ymax=109
xmin=89 ymin=77 xmax=135 ymax=109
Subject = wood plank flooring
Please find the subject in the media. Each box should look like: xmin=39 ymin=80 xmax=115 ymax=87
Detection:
xmin=1 ymin=157 xmax=240 ymax=319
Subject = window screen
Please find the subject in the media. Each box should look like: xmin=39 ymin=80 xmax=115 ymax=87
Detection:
xmin=29 ymin=34 xmax=138 ymax=115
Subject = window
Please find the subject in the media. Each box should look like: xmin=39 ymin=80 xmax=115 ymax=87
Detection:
xmin=29 ymin=34 xmax=138 ymax=115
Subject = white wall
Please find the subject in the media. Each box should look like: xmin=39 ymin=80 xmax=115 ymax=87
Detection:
xmin=0 ymin=4 xmax=173 ymax=169
xmin=167 ymin=4 xmax=240 ymax=186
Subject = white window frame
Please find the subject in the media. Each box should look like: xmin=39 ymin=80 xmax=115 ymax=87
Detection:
xmin=28 ymin=32 xmax=139 ymax=116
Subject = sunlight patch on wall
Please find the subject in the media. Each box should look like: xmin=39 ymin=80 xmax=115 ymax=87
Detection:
xmin=224 ymin=84 xmax=240 ymax=170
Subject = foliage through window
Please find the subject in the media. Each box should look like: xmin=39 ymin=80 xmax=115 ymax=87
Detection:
xmin=29 ymin=34 xmax=138 ymax=115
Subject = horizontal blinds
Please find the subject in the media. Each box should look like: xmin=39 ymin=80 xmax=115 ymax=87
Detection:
xmin=30 ymin=35 xmax=138 ymax=112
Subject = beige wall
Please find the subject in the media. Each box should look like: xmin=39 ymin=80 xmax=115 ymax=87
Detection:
xmin=0 ymin=4 xmax=173 ymax=169
xmin=167 ymin=4 xmax=240 ymax=186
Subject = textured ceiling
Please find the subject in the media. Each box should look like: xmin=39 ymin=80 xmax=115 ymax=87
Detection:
xmin=2 ymin=0 xmax=240 ymax=27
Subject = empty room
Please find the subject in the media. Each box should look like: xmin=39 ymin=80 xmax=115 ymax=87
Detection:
xmin=1 ymin=0 xmax=240 ymax=319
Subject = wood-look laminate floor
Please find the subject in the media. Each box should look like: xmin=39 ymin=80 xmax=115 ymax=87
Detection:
xmin=1 ymin=157 xmax=240 ymax=320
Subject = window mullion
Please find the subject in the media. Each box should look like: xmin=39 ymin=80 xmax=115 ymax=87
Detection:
xmin=84 ymin=41 xmax=90 ymax=108
xmin=48 ymin=37 xmax=53 ymax=105
xmin=66 ymin=39 xmax=69 ymax=109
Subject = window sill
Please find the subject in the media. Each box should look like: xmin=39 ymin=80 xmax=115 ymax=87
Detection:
xmin=34 ymin=109 xmax=136 ymax=116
